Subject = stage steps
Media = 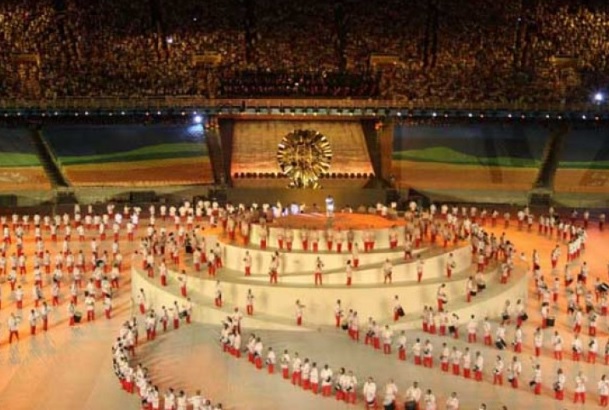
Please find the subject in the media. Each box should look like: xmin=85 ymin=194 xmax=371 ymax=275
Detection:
xmin=206 ymin=127 xmax=226 ymax=185
xmin=133 ymin=260 xmax=526 ymax=331
xmin=534 ymin=123 xmax=569 ymax=189
xmin=30 ymin=128 xmax=70 ymax=188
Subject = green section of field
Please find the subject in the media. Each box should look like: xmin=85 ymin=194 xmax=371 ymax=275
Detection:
xmin=0 ymin=152 xmax=42 ymax=167
xmin=558 ymin=161 xmax=609 ymax=170
xmin=58 ymin=143 xmax=208 ymax=166
xmin=392 ymin=147 xmax=540 ymax=168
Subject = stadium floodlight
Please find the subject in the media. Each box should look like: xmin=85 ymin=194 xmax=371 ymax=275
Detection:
xmin=594 ymin=92 xmax=604 ymax=103
xmin=166 ymin=37 xmax=174 ymax=45
xmin=193 ymin=115 xmax=203 ymax=124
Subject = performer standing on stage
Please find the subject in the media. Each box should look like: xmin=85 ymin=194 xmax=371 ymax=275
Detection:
xmin=325 ymin=196 xmax=335 ymax=218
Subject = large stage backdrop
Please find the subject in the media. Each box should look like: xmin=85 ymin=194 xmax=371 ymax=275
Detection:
xmin=43 ymin=124 xmax=213 ymax=186
xmin=555 ymin=125 xmax=609 ymax=193
xmin=391 ymin=121 xmax=549 ymax=192
xmin=229 ymin=119 xmax=374 ymax=188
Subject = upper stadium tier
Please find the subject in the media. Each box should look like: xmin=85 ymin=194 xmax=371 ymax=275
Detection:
xmin=0 ymin=0 xmax=608 ymax=106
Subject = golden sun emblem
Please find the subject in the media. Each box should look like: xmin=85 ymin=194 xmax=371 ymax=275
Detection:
xmin=277 ymin=129 xmax=332 ymax=189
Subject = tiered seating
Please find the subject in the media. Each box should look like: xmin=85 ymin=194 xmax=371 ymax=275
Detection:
xmin=554 ymin=125 xmax=609 ymax=194
xmin=0 ymin=127 xmax=50 ymax=191
xmin=392 ymin=121 xmax=548 ymax=192
xmin=43 ymin=124 xmax=214 ymax=187
xmin=231 ymin=120 xmax=374 ymax=188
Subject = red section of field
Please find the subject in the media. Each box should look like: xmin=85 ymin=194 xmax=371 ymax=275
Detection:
xmin=64 ymin=158 xmax=213 ymax=187
xmin=392 ymin=161 xmax=537 ymax=191
xmin=0 ymin=167 xmax=51 ymax=191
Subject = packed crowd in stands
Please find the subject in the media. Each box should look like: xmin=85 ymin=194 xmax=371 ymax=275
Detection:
xmin=0 ymin=0 xmax=608 ymax=104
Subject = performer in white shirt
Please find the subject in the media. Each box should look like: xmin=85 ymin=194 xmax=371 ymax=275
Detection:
xmin=492 ymin=356 xmax=504 ymax=386
xmin=320 ymin=364 xmax=333 ymax=397
xmin=8 ymin=313 xmax=19 ymax=343
xmin=508 ymin=356 xmax=522 ymax=389
xmin=445 ymin=392 xmax=459 ymax=410
xmin=422 ymin=389 xmax=436 ymax=410
xmin=382 ymin=325 xmax=393 ymax=355
xmin=574 ymin=371 xmax=588 ymax=404
xmin=325 ymin=195 xmax=335 ymax=218
xmin=382 ymin=379 xmax=398 ymax=409
xmin=246 ymin=289 xmax=255 ymax=316
xmin=280 ymin=349 xmax=291 ymax=380
xmin=446 ymin=253 xmax=456 ymax=278
xmin=295 ymin=299 xmax=304 ymax=326
xmin=345 ymin=260 xmax=353 ymax=286
xmin=436 ymin=283 xmax=448 ymax=312
xmin=243 ymin=251 xmax=252 ymax=276
xmin=362 ymin=377 xmax=377 ymax=409
xmin=531 ymin=362 xmax=542 ymax=395
xmin=416 ymin=256 xmax=424 ymax=283
xmin=266 ymin=347 xmax=276 ymax=374
xmin=598 ymin=374 xmax=609 ymax=407
xmin=404 ymin=381 xmax=422 ymax=410
xmin=314 ymin=257 xmax=324 ymax=286
xmin=334 ymin=300 xmax=343 ymax=328
xmin=382 ymin=259 xmax=393 ymax=284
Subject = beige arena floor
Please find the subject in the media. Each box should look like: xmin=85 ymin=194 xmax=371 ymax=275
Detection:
xmin=0 ymin=209 xmax=607 ymax=409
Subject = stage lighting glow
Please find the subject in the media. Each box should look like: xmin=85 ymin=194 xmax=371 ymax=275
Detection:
xmin=594 ymin=92 xmax=604 ymax=103
xmin=193 ymin=115 xmax=203 ymax=124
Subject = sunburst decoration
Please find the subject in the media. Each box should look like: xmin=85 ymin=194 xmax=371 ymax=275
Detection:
xmin=277 ymin=129 xmax=332 ymax=189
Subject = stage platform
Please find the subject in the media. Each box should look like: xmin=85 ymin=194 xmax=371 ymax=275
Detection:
xmin=248 ymin=213 xmax=406 ymax=250
xmin=226 ymin=188 xmax=387 ymax=211
xmin=271 ymin=213 xmax=404 ymax=230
